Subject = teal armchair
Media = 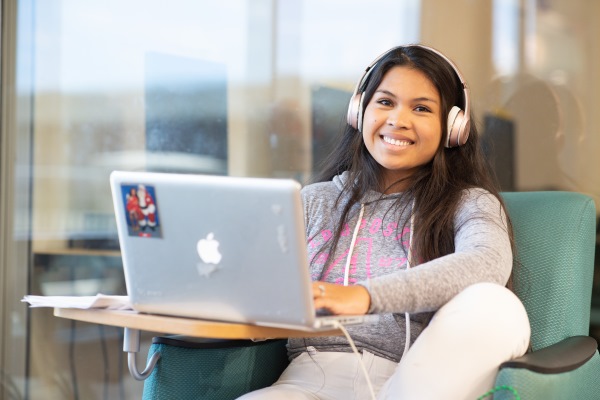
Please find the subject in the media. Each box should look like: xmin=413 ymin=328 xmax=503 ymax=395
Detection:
xmin=142 ymin=191 xmax=600 ymax=400
xmin=492 ymin=191 xmax=600 ymax=399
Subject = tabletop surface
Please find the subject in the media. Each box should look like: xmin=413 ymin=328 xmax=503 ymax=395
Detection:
xmin=54 ymin=307 xmax=342 ymax=339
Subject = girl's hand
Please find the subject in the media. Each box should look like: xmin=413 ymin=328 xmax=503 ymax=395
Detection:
xmin=312 ymin=281 xmax=371 ymax=315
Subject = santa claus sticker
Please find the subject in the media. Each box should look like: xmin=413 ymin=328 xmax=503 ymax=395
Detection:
xmin=121 ymin=183 xmax=162 ymax=238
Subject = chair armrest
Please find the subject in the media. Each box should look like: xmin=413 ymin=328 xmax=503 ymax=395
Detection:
xmin=499 ymin=335 xmax=597 ymax=374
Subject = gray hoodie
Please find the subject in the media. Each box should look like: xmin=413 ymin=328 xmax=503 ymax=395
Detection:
xmin=287 ymin=172 xmax=512 ymax=363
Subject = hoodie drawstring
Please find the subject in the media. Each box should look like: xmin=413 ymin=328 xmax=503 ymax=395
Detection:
xmin=343 ymin=203 xmax=365 ymax=287
xmin=342 ymin=200 xmax=414 ymax=360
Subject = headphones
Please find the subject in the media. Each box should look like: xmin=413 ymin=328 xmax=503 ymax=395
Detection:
xmin=346 ymin=44 xmax=471 ymax=148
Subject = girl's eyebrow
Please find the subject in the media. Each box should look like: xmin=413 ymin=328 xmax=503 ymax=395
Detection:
xmin=413 ymin=97 xmax=438 ymax=104
xmin=375 ymin=89 xmax=439 ymax=104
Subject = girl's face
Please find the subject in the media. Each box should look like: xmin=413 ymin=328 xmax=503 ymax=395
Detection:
xmin=362 ymin=65 xmax=442 ymax=192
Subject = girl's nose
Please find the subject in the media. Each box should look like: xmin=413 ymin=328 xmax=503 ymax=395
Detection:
xmin=387 ymin=108 xmax=410 ymax=128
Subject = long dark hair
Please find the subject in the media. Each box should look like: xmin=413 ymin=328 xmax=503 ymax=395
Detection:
xmin=312 ymin=45 xmax=515 ymax=285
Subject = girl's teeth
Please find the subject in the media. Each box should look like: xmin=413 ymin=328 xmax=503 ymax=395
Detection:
xmin=383 ymin=136 xmax=411 ymax=146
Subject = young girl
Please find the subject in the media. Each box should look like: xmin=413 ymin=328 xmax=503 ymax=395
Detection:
xmin=239 ymin=44 xmax=530 ymax=400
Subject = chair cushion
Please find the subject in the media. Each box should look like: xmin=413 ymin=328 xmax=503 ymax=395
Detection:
xmin=142 ymin=338 xmax=289 ymax=400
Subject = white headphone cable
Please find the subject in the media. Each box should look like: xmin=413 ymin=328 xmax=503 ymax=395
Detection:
xmin=338 ymin=204 xmax=375 ymax=399
xmin=335 ymin=200 xmax=413 ymax=398
xmin=332 ymin=320 xmax=377 ymax=400
xmin=402 ymin=200 xmax=416 ymax=359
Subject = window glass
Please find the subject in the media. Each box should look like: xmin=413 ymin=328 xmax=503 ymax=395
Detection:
xmin=5 ymin=1 xmax=420 ymax=397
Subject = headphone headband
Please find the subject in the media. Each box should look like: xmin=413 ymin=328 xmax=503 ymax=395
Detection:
xmin=346 ymin=44 xmax=471 ymax=148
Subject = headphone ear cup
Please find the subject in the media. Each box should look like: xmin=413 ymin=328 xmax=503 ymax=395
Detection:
xmin=347 ymin=93 xmax=362 ymax=130
xmin=446 ymin=106 xmax=470 ymax=148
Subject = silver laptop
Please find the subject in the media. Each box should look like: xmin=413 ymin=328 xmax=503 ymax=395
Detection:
xmin=109 ymin=170 xmax=367 ymax=331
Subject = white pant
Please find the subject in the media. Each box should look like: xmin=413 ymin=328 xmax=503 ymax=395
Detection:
xmin=238 ymin=282 xmax=531 ymax=400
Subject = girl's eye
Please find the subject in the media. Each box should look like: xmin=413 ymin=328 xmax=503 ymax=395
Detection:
xmin=414 ymin=105 xmax=431 ymax=112
xmin=377 ymin=99 xmax=393 ymax=107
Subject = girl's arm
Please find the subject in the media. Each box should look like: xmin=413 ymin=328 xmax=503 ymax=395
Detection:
xmin=364 ymin=188 xmax=512 ymax=314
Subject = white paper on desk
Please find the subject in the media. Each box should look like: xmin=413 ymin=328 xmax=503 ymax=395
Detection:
xmin=21 ymin=294 xmax=132 ymax=310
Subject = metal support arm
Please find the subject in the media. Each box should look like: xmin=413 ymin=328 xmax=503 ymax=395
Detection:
xmin=123 ymin=327 xmax=161 ymax=381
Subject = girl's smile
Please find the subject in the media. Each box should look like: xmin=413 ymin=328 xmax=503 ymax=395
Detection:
xmin=382 ymin=135 xmax=413 ymax=147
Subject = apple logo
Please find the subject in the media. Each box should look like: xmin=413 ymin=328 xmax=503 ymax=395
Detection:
xmin=196 ymin=232 xmax=222 ymax=265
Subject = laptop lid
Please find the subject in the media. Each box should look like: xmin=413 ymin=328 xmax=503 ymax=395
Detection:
xmin=110 ymin=170 xmax=328 ymax=329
